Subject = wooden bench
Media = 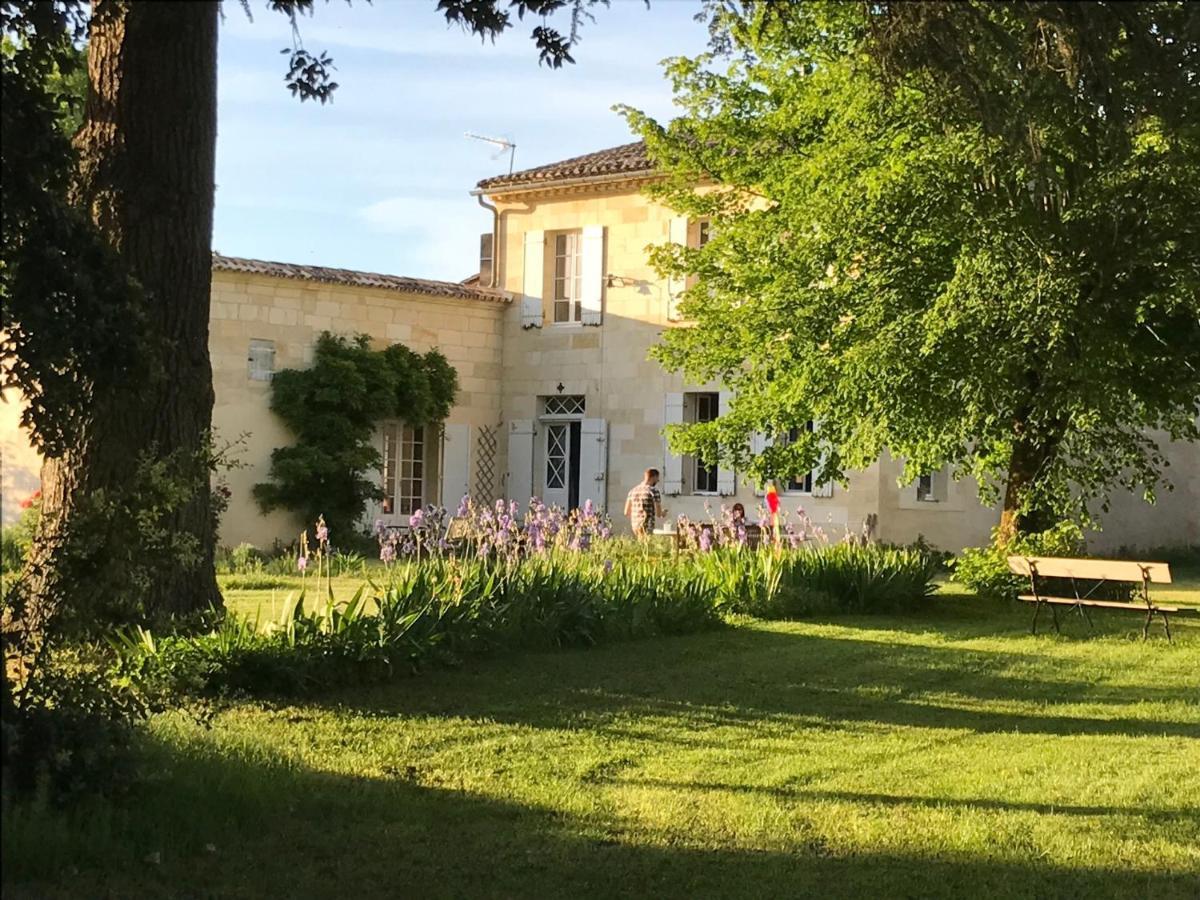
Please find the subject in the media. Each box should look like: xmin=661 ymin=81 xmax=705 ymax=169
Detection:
xmin=1006 ymin=555 xmax=1197 ymax=641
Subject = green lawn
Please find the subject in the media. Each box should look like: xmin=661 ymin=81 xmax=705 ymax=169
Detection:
xmin=5 ymin=584 xmax=1199 ymax=898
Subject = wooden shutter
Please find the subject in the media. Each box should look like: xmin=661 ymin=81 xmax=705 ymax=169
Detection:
xmin=363 ymin=425 xmax=389 ymax=525
xmin=247 ymin=338 xmax=275 ymax=381
xmin=750 ymin=432 xmax=773 ymax=496
xmin=811 ymin=418 xmax=833 ymax=497
xmin=521 ymin=231 xmax=544 ymax=329
xmin=478 ymin=232 xmax=494 ymax=286
xmin=580 ymin=224 xmax=604 ymax=326
xmin=441 ymin=423 xmax=471 ymax=510
xmin=578 ymin=418 xmax=608 ymax=511
xmin=716 ymin=390 xmax=736 ymax=496
xmin=506 ymin=419 xmax=535 ymax=510
xmin=667 ymin=215 xmax=688 ymax=321
xmin=662 ymin=393 xmax=684 ymax=496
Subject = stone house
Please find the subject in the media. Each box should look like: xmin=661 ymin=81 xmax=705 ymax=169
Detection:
xmin=2 ymin=141 xmax=1196 ymax=552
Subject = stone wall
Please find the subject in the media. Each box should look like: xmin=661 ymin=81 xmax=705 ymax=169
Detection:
xmin=493 ymin=186 xmax=879 ymax=535
xmin=208 ymin=270 xmax=505 ymax=547
xmin=490 ymin=182 xmax=1199 ymax=550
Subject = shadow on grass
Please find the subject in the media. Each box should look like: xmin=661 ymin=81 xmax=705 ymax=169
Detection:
xmin=324 ymin=623 xmax=1200 ymax=740
xmin=4 ymin=738 xmax=1196 ymax=900
xmin=608 ymin=778 xmax=1200 ymax=826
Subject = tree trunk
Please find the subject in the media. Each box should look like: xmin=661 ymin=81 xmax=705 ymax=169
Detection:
xmin=997 ymin=426 xmax=1059 ymax=547
xmin=28 ymin=0 xmax=221 ymax=621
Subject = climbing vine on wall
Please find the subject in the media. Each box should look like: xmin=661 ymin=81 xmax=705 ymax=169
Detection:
xmin=253 ymin=332 xmax=457 ymax=540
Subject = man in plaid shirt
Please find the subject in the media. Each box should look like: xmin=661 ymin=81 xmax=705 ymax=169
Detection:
xmin=624 ymin=468 xmax=665 ymax=537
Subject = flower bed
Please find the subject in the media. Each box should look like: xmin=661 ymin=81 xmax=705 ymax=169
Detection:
xmin=120 ymin=506 xmax=939 ymax=699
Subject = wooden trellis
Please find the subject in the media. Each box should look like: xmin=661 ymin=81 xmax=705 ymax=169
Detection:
xmin=475 ymin=425 xmax=498 ymax=503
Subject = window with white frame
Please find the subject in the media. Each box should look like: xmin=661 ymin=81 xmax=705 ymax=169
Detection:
xmin=248 ymin=338 xmax=275 ymax=381
xmin=381 ymin=423 xmax=426 ymax=516
xmin=685 ymin=391 xmax=719 ymax=494
xmin=543 ymin=395 xmax=586 ymax=416
xmin=780 ymin=422 xmax=815 ymax=493
xmin=552 ymin=231 xmax=582 ymax=324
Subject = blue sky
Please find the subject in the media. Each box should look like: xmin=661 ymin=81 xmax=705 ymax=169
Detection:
xmin=214 ymin=0 xmax=711 ymax=281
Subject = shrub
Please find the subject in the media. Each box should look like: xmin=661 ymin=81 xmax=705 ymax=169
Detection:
xmin=112 ymin=555 xmax=723 ymax=697
xmin=218 ymin=574 xmax=296 ymax=591
xmin=952 ymin=522 xmax=1085 ymax=600
xmin=2 ymin=499 xmax=40 ymax=578
xmin=253 ymin=332 xmax=457 ymax=538
xmin=1 ymin=641 xmax=152 ymax=803
xmin=696 ymin=542 xmax=937 ymax=618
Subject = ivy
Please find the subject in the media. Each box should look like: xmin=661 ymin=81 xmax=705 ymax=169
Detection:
xmin=253 ymin=332 xmax=457 ymax=540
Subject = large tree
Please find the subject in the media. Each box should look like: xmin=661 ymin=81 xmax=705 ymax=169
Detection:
xmin=3 ymin=0 xmax=628 ymax=626
xmin=623 ymin=0 xmax=1200 ymax=540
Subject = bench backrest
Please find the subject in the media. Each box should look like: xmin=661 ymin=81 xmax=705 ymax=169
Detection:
xmin=1006 ymin=556 xmax=1171 ymax=584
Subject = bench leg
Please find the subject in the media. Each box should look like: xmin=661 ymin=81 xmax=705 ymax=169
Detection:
xmin=1143 ymin=608 xmax=1153 ymax=640
xmin=1030 ymin=600 xmax=1042 ymax=635
xmin=1162 ymin=612 xmax=1172 ymax=644
xmin=1049 ymin=602 xmax=1061 ymax=634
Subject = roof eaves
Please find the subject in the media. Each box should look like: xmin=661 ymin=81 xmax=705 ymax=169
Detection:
xmin=211 ymin=254 xmax=511 ymax=304
xmin=470 ymin=168 xmax=660 ymax=197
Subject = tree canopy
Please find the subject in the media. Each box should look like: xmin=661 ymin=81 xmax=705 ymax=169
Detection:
xmin=622 ymin=0 xmax=1200 ymax=537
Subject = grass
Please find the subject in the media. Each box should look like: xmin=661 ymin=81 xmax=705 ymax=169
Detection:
xmin=5 ymin=572 xmax=1199 ymax=899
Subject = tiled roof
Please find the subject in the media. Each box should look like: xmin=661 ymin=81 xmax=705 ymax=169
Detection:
xmin=212 ymin=254 xmax=509 ymax=303
xmin=476 ymin=141 xmax=654 ymax=191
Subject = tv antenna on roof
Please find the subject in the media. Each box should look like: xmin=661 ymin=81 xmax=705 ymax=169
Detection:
xmin=465 ymin=132 xmax=517 ymax=174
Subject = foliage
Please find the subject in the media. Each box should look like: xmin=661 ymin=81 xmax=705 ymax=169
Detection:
xmin=620 ymin=0 xmax=1200 ymax=533
xmin=951 ymin=521 xmax=1086 ymax=601
xmin=2 ymin=494 xmax=41 ymax=578
xmin=1 ymin=451 xmax=228 ymax=804
xmin=253 ymin=332 xmax=457 ymax=539
xmin=436 ymin=0 xmax=634 ymax=68
xmin=696 ymin=542 xmax=938 ymax=618
xmin=0 ymin=646 xmax=150 ymax=803
xmin=226 ymin=542 xmax=264 ymax=575
xmin=1 ymin=1 xmax=145 ymax=457
xmin=112 ymin=555 xmax=722 ymax=697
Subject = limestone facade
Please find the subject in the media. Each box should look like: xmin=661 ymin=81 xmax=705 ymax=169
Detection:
xmin=3 ymin=145 xmax=1197 ymax=554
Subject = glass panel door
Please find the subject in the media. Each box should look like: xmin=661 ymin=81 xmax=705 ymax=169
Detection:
xmin=544 ymin=423 xmax=570 ymax=510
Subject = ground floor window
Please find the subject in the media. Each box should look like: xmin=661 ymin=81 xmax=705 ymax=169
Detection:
xmin=915 ymin=469 xmax=948 ymax=503
xmin=685 ymin=391 xmax=719 ymax=494
xmin=382 ymin=423 xmax=426 ymax=515
xmin=916 ymin=473 xmax=935 ymax=502
xmin=781 ymin=421 xmax=815 ymax=493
